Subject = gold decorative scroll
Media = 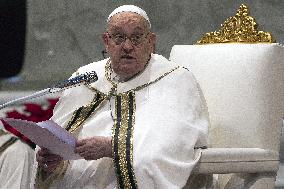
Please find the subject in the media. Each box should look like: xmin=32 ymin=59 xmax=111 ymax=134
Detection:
xmin=196 ymin=4 xmax=275 ymax=44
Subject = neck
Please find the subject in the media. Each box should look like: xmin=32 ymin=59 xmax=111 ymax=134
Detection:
xmin=116 ymin=71 xmax=141 ymax=82
xmin=111 ymin=56 xmax=151 ymax=82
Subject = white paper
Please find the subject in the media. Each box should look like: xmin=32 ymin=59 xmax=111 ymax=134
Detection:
xmin=1 ymin=118 xmax=82 ymax=160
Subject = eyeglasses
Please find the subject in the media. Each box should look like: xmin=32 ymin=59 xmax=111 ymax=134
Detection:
xmin=107 ymin=32 xmax=149 ymax=46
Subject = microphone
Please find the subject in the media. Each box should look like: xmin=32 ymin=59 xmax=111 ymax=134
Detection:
xmin=49 ymin=71 xmax=98 ymax=93
xmin=0 ymin=71 xmax=98 ymax=110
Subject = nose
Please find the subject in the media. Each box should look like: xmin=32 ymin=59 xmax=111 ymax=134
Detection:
xmin=121 ymin=38 xmax=134 ymax=53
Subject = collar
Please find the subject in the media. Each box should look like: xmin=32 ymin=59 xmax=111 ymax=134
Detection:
xmin=78 ymin=54 xmax=179 ymax=94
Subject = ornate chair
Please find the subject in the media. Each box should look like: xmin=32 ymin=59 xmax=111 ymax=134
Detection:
xmin=170 ymin=5 xmax=284 ymax=189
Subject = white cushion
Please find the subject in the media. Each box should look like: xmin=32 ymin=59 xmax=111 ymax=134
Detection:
xmin=194 ymin=148 xmax=279 ymax=174
xmin=170 ymin=43 xmax=284 ymax=152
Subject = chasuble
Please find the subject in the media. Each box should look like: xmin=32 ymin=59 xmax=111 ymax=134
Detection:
xmin=31 ymin=54 xmax=209 ymax=189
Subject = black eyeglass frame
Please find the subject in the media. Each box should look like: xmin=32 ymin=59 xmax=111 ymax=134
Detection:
xmin=107 ymin=32 xmax=150 ymax=46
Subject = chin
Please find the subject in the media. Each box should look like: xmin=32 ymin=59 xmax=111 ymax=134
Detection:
xmin=119 ymin=67 xmax=136 ymax=74
xmin=120 ymin=59 xmax=136 ymax=65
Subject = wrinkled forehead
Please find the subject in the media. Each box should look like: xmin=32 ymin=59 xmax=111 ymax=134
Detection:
xmin=107 ymin=12 xmax=150 ymax=33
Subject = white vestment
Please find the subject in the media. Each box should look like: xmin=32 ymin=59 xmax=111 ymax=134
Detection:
xmin=0 ymin=132 xmax=34 ymax=189
xmin=31 ymin=54 xmax=210 ymax=189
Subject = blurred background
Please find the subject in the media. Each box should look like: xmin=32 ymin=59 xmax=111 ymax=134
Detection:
xmin=1 ymin=0 xmax=284 ymax=90
xmin=1 ymin=0 xmax=284 ymax=187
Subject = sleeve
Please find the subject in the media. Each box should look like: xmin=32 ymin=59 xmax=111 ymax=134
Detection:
xmin=31 ymin=70 xmax=95 ymax=188
xmin=30 ymin=87 xmax=75 ymax=189
xmin=0 ymin=139 xmax=34 ymax=189
xmin=133 ymin=67 xmax=210 ymax=189
xmin=32 ymin=154 xmax=69 ymax=189
xmin=50 ymin=70 xmax=95 ymax=128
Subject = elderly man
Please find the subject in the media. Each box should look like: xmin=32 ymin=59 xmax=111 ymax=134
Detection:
xmin=32 ymin=5 xmax=210 ymax=189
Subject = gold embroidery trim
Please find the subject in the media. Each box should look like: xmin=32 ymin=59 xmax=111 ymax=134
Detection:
xmin=0 ymin=129 xmax=7 ymax=137
xmin=112 ymin=91 xmax=138 ymax=188
xmin=132 ymin=66 xmax=180 ymax=92
xmin=0 ymin=137 xmax=18 ymax=155
xmin=66 ymin=92 xmax=107 ymax=134
xmin=196 ymin=4 xmax=275 ymax=44
xmin=87 ymin=59 xmax=180 ymax=96
xmin=129 ymin=93 xmax=136 ymax=187
xmin=118 ymin=93 xmax=130 ymax=187
xmin=47 ymin=60 xmax=181 ymax=188
xmin=105 ymin=59 xmax=118 ymax=90
xmin=106 ymin=64 xmax=180 ymax=188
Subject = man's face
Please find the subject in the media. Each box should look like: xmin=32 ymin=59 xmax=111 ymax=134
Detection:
xmin=103 ymin=12 xmax=156 ymax=80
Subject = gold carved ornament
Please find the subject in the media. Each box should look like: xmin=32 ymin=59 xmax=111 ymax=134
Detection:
xmin=196 ymin=4 xmax=275 ymax=44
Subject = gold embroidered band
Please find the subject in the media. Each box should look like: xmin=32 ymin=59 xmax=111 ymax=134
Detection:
xmin=0 ymin=129 xmax=7 ymax=137
xmin=0 ymin=137 xmax=18 ymax=155
xmin=112 ymin=91 xmax=138 ymax=189
xmin=53 ymin=62 xmax=181 ymax=189
xmin=65 ymin=91 xmax=107 ymax=133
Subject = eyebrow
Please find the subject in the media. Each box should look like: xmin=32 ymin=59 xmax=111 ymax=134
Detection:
xmin=108 ymin=26 xmax=147 ymax=34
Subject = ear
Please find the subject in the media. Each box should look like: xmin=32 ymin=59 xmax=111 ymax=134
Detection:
xmin=102 ymin=32 xmax=110 ymax=52
xmin=149 ymin=32 xmax=157 ymax=53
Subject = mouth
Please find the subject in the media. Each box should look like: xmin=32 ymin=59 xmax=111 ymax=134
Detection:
xmin=121 ymin=55 xmax=135 ymax=60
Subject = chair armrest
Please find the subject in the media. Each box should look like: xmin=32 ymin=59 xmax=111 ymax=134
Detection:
xmin=193 ymin=148 xmax=279 ymax=174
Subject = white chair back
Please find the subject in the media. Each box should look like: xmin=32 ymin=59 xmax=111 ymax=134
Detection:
xmin=170 ymin=43 xmax=284 ymax=152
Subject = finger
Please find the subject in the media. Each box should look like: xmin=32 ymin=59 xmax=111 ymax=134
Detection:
xmin=40 ymin=160 xmax=62 ymax=171
xmin=45 ymin=153 xmax=62 ymax=158
xmin=76 ymin=149 xmax=93 ymax=157
xmin=44 ymin=156 xmax=63 ymax=164
xmin=37 ymin=161 xmax=45 ymax=167
xmin=37 ymin=149 xmax=49 ymax=156
xmin=38 ymin=158 xmax=62 ymax=166
xmin=38 ymin=148 xmax=55 ymax=156
xmin=74 ymin=145 xmax=88 ymax=154
xmin=76 ymin=150 xmax=89 ymax=157
xmin=41 ymin=147 xmax=52 ymax=154
xmin=79 ymin=151 xmax=102 ymax=160
xmin=41 ymin=147 xmax=49 ymax=152
xmin=42 ymin=163 xmax=58 ymax=173
xmin=76 ymin=140 xmax=87 ymax=147
xmin=36 ymin=152 xmax=48 ymax=164
xmin=36 ymin=155 xmax=44 ymax=164
xmin=41 ymin=153 xmax=62 ymax=159
xmin=37 ymin=152 xmax=62 ymax=161
xmin=84 ymin=156 xmax=93 ymax=161
xmin=82 ymin=154 xmax=94 ymax=160
xmin=75 ymin=145 xmax=100 ymax=155
xmin=83 ymin=153 xmax=101 ymax=160
xmin=37 ymin=153 xmax=62 ymax=164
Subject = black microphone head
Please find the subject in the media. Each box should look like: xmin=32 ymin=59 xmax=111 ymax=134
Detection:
xmin=83 ymin=71 xmax=98 ymax=84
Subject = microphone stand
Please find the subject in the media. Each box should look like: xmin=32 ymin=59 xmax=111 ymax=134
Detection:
xmin=0 ymin=71 xmax=98 ymax=110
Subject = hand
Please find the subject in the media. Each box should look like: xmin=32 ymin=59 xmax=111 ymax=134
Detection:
xmin=75 ymin=136 xmax=112 ymax=160
xmin=36 ymin=148 xmax=63 ymax=174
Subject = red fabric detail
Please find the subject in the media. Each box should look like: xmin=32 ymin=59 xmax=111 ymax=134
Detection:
xmin=5 ymin=98 xmax=59 ymax=122
xmin=1 ymin=98 xmax=59 ymax=148
xmin=1 ymin=119 xmax=35 ymax=148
